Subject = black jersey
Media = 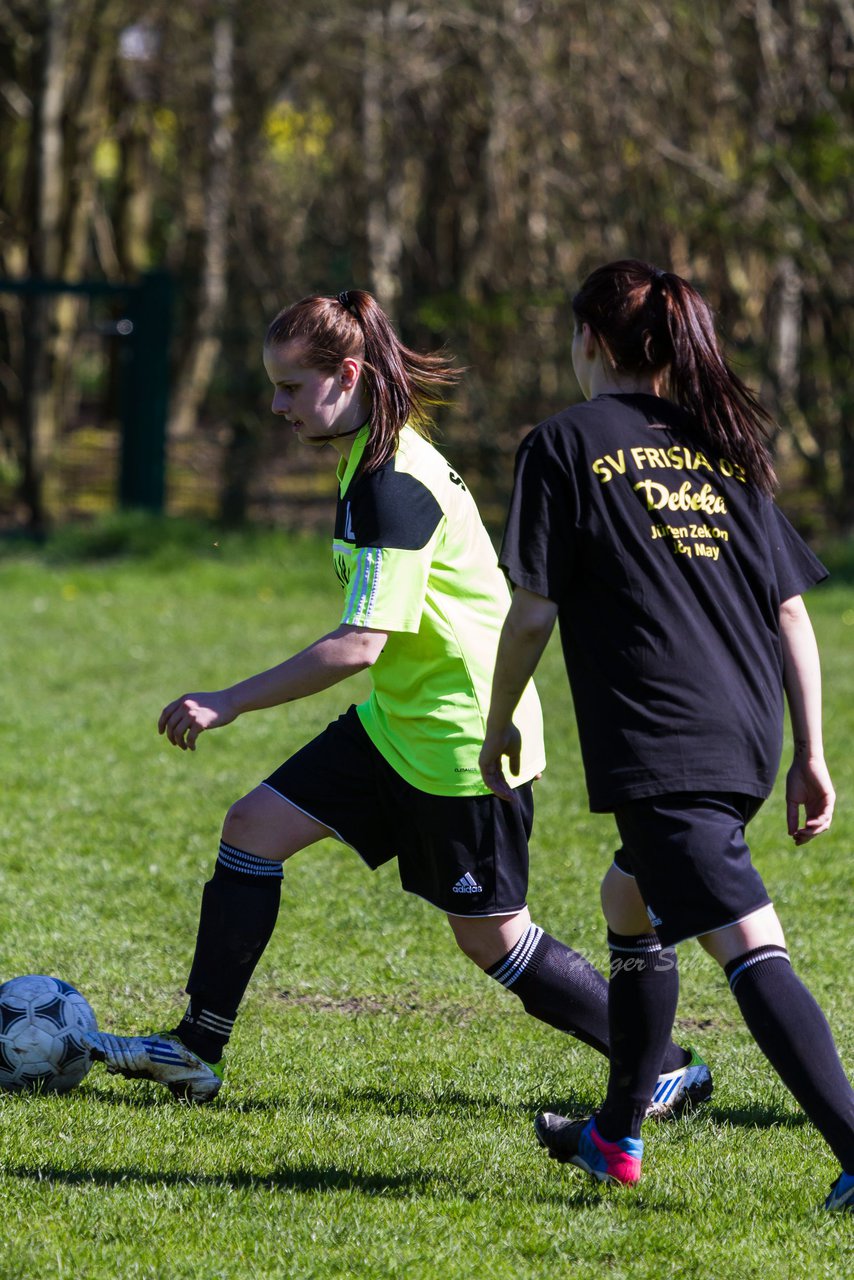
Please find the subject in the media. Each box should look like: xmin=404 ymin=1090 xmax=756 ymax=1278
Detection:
xmin=499 ymin=393 xmax=827 ymax=812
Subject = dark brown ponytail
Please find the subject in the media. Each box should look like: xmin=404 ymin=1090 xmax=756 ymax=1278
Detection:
xmin=572 ymin=260 xmax=777 ymax=494
xmin=266 ymin=291 xmax=459 ymax=474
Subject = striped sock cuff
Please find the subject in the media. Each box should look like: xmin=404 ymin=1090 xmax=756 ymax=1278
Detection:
xmin=607 ymin=930 xmax=663 ymax=955
xmin=192 ymin=1007 xmax=235 ymax=1040
xmin=725 ymin=945 xmax=791 ymax=993
xmin=487 ymin=923 xmax=545 ymax=989
xmin=217 ymin=840 xmax=284 ymax=879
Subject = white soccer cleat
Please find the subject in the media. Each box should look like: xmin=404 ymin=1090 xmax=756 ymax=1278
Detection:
xmin=646 ymin=1048 xmax=712 ymax=1120
xmin=82 ymin=1030 xmax=224 ymax=1103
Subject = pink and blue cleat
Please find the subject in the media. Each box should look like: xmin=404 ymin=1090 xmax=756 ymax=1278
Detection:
xmin=535 ymin=1113 xmax=643 ymax=1185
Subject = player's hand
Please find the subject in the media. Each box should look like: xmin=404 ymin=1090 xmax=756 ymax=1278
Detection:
xmin=785 ymin=753 xmax=835 ymax=845
xmin=158 ymin=690 xmax=238 ymax=751
xmin=479 ymin=722 xmax=522 ymax=803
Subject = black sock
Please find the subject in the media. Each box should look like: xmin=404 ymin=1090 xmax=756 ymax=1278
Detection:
xmin=726 ymin=946 xmax=854 ymax=1169
xmin=596 ymin=930 xmax=681 ymax=1140
xmin=486 ymin=922 xmax=688 ymax=1074
xmin=487 ymin=923 xmax=610 ymax=1055
xmin=174 ymin=840 xmax=283 ymax=1063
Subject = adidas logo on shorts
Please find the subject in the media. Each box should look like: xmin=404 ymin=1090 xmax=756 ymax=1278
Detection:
xmin=452 ymin=872 xmax=482 ymax=894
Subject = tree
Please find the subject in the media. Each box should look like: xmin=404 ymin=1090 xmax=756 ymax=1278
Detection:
xmin=1 ymin=0 xmax=851 ymax=532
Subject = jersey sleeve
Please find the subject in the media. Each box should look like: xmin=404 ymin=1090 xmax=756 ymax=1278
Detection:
xmin=766 ymin=504 xmax=828 ymax=602
xmin=340 ymin=467 xmax=445 ymax=632
xmin=499 ymin=423 xmax=579 ymax=602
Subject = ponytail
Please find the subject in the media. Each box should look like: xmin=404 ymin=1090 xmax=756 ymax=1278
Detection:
xmin=573 ymin=260 xmax=777 ymax=494
xmin=266 ymin=290 xmax=459 ymax=474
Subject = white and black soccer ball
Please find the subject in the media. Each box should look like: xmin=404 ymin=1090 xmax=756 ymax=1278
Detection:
xmin=0 ymin=974 xmax=98 ymax=1093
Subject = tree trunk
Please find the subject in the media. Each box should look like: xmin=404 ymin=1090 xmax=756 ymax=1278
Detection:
xmin=19 ymin=0 xmax=69 ymax=532
xmin=168 ymin=1 xmax=235 ymax=440
xmin=363 ymin=8 xmax=403 ymax=316
xmin=50 ymin=3 xmax=117 ymax=453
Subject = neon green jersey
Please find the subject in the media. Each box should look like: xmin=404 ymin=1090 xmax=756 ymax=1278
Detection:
xmin=333 ymin=425 xmax=545 ymax=796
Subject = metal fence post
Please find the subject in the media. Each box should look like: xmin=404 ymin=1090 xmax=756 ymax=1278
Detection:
xmin=118 ymin=270 xmax=173 ymax=511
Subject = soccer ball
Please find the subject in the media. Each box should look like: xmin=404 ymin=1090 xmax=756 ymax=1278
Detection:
xmin=0 ymin=974 xmax=98 ymax=1093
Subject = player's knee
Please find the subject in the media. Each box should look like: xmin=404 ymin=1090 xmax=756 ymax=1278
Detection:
xmin=222 ymin=793 xmax=262 ymax=845
xmin=600 ymin=865 xmax=649 ymax=934
xmin=447 ymin=912 xmax=528 ymax=970
xmin=698 ymin=903 xmax=786 ymax=967
xmin=449 ymin=923 xmax=486 ymax=965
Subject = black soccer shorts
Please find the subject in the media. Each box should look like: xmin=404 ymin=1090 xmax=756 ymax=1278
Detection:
xmin=263 ymin=705 xmax=534 ymax=916
xmin=611 ymin=791 xmax=772 ymax=946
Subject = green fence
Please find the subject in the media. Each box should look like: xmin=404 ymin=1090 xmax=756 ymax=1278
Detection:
xmin=0 ymin=270 xmax=173 ymax=513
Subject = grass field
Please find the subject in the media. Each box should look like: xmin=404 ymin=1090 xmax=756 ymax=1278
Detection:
xmin=0 ymin=520 xmax=852 ymax=1279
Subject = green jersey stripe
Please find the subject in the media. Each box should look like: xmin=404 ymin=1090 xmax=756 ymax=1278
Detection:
xmin=344 ymin=546 xmax=383 ymax=625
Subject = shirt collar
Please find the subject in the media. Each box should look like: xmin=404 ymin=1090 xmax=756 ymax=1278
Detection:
xmin=337 ymin=423 xmax=371 ymax=496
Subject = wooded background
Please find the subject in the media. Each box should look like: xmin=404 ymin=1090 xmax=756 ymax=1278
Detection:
xmin=1 ymin=0 xmax=852 ymax=535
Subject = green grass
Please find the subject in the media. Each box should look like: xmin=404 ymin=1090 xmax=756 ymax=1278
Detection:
xmin=0 ymin=522 xmax=852 ymax=1278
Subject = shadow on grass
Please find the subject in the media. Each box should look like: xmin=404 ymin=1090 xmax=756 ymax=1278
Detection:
xmin=705 ymin=1101 xmax=810 ymax=1130
xmin=4 ymin=1161 xmax=449 ymax=1196
xmin=81 ymin=1081 xmax=598 ymax=1121
xmin=79 ymin=1085 xmax=188 ymax=1111
xmin=6 ymin=1161 xmax=698 ymax=1215
xmin=5 ymin=1161 xmax=585 ymax=1208
xmin=527 ymin=1100 xmax=812 ymax=1134
xmin=310 ymin=1083 xmax=599 ymax=1122
xmin=74 ymin=1084 xmax=811 ymax=1137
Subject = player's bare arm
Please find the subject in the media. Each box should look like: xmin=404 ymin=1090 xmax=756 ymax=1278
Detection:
xmin=159 ymin=624 xmax=388 ymax=750
xmin=779 ymin=594 xmax=835 ymax=844
xmin=480 ymin=587 xmax=557 ymax=801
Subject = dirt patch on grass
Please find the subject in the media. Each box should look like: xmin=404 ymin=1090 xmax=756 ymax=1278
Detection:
xmin=276 ymin=988 xmax=479 ymax=1023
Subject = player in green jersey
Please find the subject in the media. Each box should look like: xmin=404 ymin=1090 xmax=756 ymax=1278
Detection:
xmin=84 ymin=289 xmax=705 ymax=1113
